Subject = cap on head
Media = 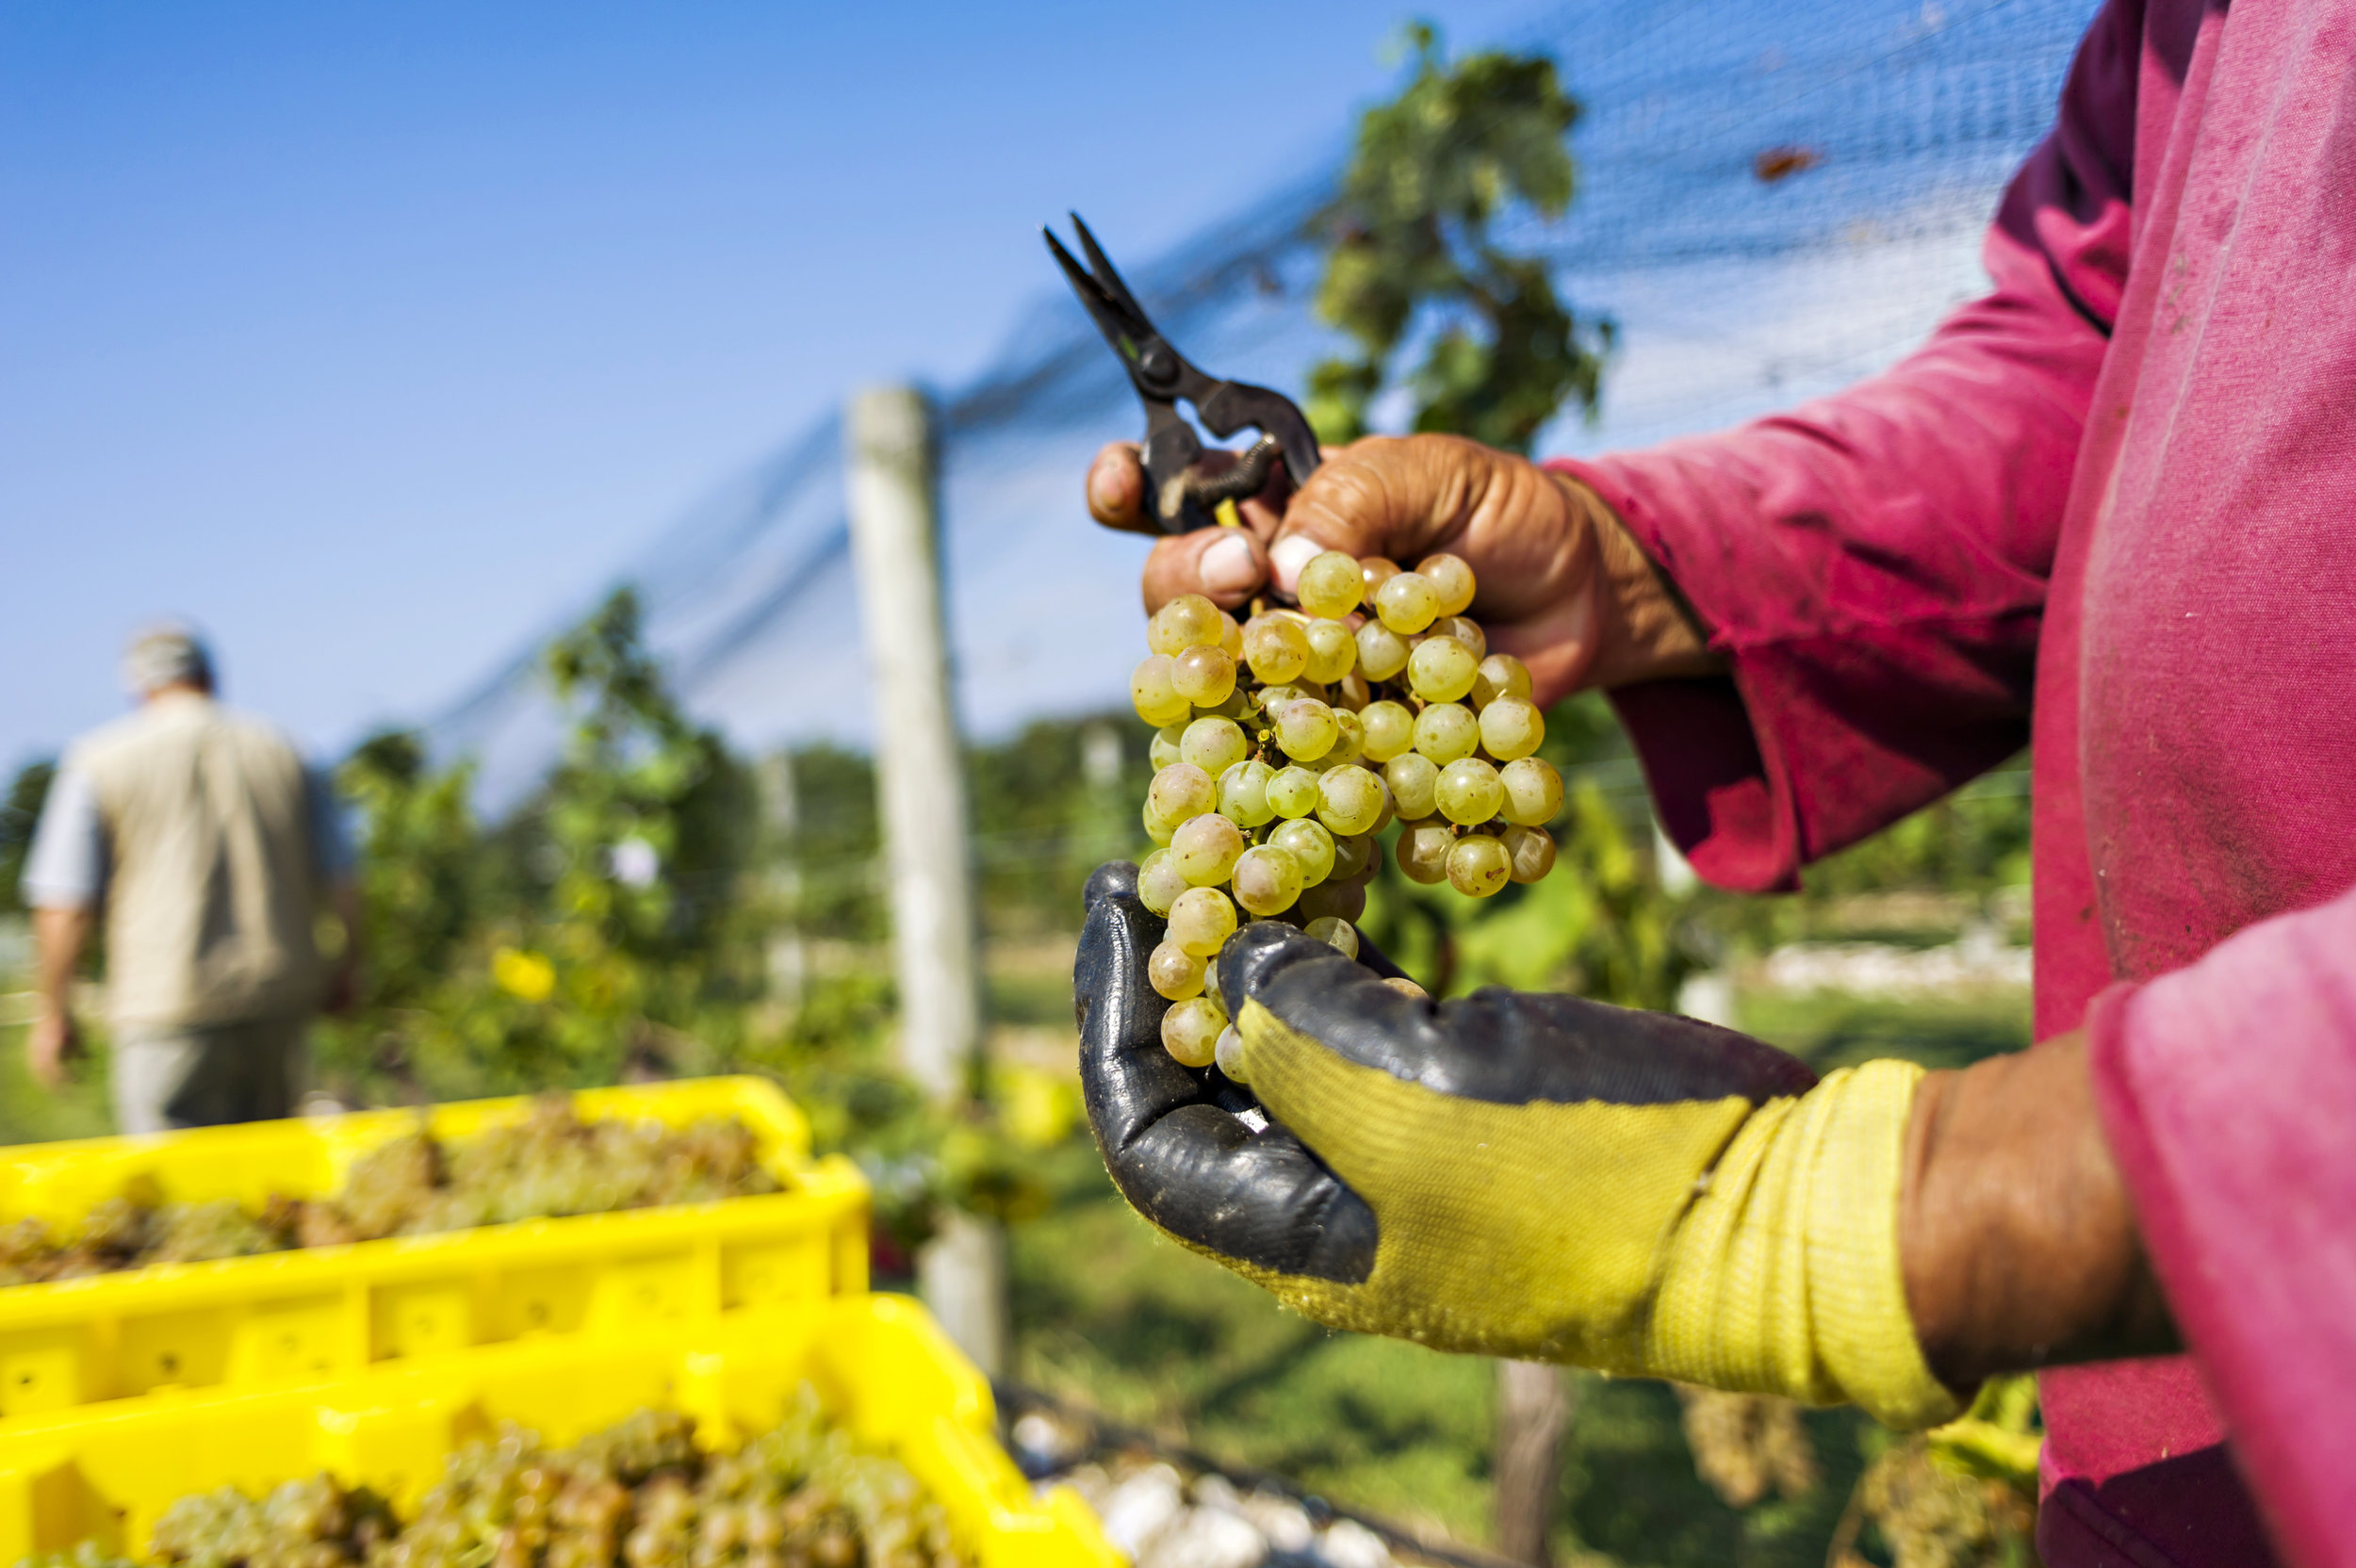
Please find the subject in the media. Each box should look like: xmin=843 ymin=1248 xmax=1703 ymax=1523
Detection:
xmin=121 ymin=622 xmax=215 ymax=697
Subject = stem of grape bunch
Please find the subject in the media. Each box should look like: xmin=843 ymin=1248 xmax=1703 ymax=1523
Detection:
xmin=1129 ymin=548 xmax=1563 ymax=1069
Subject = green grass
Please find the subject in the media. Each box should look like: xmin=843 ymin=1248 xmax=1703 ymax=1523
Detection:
xmin=0 ymin=1019 xmax=118 ymax=1144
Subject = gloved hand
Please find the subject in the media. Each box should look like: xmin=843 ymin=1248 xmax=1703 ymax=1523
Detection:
xmin=1074 ymin=862 xmax=1961 ymax=1430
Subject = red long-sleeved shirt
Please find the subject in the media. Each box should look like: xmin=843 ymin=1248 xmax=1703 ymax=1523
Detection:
xmin=1553 ymin=2 xmax=2356 ymax=1562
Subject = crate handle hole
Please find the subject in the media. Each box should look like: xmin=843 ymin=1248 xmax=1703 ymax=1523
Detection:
xmin=159 ymin=1354 xmax=179 ymax=1376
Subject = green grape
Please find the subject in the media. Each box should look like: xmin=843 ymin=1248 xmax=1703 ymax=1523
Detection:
xmin=1295 ymin=877 xmax=1367 ymax=923
xmin=1273 ymin=698 xmax=1339 ymax=760
xmin=1213 ymin=1024 xmax=1251 ymax=1084
xmin=1231 ymin=845 xmax=1304 ymax=916
xmin=1499 ymin=757 xmax=1565 ymax=825
xmin=1413 ymin=701 xmax=1480 ymax=764
xmin=1503 ymin=825 xmax=1558 ymax=884
xmin=1322 ymin=709 xmax=1366 ymax=766
xmin=1217 ymin=759 xmax=1276 ymax=827
xmin=1447 ymin=833 xmax=1513 ymax=897
xmin=1418 ymin=552 xmax=1477 ymax=617
xmin=1436 ymin=758 xmax=1505 ymax=825
xmin=1181 ymin=716 xmax=1249 ymax=776
xmin=1217 ymin=608 xmax=1243 ymax=658
xmin=1137 ymin=850 xmax=1187 ymax=916
xmin=1147 ymin=762 xmax=1217 ymax=825
xmin=1374 ymin=571 xmax=1441 ymax=634
xmin=1167 ymin=886 xmax=1238 ymax=956
xmin=1429 ymin=613 xmax=1487 ymax=662
xmin=1268 ymin=819 xmax=1335 ymax=886
xmin=1329 ymin=831 xmax=1373 ymax=883
xmin=1149 ymin=724 xmax=1186 ymax=770
xmin=1479 ymin=695 xmax=1546 ymax=760
xmin=1358 ymin=555 xmax=1400 ymax=596
xmin=1316 ymin=765 xmax=1385 ymax=836
xmin=1131 ymin=655 xmax=1191 ymax=727
xmin=1267 ymin=765 xmax=1322 ymax=818
xmin=1333 ymin=670 xmax=1373 ymax=711
xmin=1148 ymin=940 xmax=1206 ymax=1001
xmin=1397 ymin=820 xmax=1455 ymax=885
xmin=1297 ymin=549 xmax=1366 ymax=618
xmin=1358 ymin=700 xmax=1415 ymax=761
xmin=1203 ymin=684 xmax=1252 ymax=722
xmin=1470 ymin=652 xmax=1533 ymax=709
xmin=1304 ymin=916 xmax=1360 ymax=958
xmin=1170 ymin=644 xmax=1237 ymax=706
xmin=1354 ymin=620 xmax=1411 ymax=681
xmin=1241 ymin=615 xmax=1310 ymax=684
xmin=1302 ymin=618 xmax=1358 ymax=683
xmin=1141 ymin=800 xmax=1176 ymax=846
xmin=1171 ymin=813 xmax=1246 ymax=885
xmin=1384 ymin=753 xmax=1440 ymax=820
xmin=1407 ymin=636 xmax=1479 ymax=703
xmin=1149 ymin=593 xmax=1226 ymax=656
xmin=1163 ymin=1000 xmax=1223 ymax=1068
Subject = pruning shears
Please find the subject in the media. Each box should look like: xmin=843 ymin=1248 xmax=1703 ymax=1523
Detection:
xmin=1044 ymin=214 xmax=1321 ymax=534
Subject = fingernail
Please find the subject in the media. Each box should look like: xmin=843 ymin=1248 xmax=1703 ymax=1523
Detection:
xmin=1268 ymin=534 xmax=1323 ymax=595
xmin=1202 ymin=533 xmax=1258 ymax=595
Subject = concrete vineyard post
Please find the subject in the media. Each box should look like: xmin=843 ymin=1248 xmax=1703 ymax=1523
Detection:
xmin=844 ymin=384 xmax=1006 ymax=1376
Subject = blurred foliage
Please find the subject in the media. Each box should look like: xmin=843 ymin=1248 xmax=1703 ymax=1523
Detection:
xmin=1309 ymin=22 xmax=1612 ymax=452
xmin=317 ymin=588 xmax=765 ymax=1102
xmin=1693 ymin=774 xmax=2033 ymax=959
xmin=311 ymin=589 xmax=1078 ymax=1248
xmin=1 ymin=760 xmax=56 ymax=917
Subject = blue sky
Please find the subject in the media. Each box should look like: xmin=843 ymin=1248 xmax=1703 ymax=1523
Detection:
xmin=0 ymin=0 xmax=1531 ymax=774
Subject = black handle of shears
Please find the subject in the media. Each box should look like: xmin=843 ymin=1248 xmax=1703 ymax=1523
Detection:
xmin=1043 ymin=214 xmax=1321 ymax=535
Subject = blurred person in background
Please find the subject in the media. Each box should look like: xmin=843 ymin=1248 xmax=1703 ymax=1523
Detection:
xmin=19 ymin=624 xmax=360 ymax=1132
xmin=1074 ymin=0 xmax=2354 ymax=1563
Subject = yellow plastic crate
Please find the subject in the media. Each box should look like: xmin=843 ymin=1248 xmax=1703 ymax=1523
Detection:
xmin=0 ymin=1294 xmax=1118 ymax=1568
xmin=0 ymin=1079 xmax=870 ymax=1419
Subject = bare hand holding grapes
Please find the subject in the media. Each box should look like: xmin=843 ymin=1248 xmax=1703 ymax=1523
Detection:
xmin=1087 ymin=433 xmax=1723 ymax=704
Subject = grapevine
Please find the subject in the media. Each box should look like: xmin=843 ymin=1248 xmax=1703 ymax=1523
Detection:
xmin=17 ymin=1392 xmax=963 ymax=1568
xmin=0 ymin=1100 xmax=781 ymax=1285
xmin=1131 ymin=548 xmax=1562 ymax=1069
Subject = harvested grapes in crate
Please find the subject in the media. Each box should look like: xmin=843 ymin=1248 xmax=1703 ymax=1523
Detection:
xmin=0 ymin=1098 xmax=783 ymax=1285
xmin=1130 ymin=549 xmax=1562 ymax=1069
xmin=18 ymin=1392 xmax=965 ymax=1568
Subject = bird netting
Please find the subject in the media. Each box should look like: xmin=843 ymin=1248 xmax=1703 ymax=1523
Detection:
xmin=433 ymin=0 xmax=2099 ymax=810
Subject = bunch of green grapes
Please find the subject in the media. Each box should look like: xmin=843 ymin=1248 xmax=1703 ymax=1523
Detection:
xmin=148 ymin=1474 xmax=396 ymax=1568
xmin=269 ymin=1104 xmax=784 ymax=1251
xmin=0 ymin=1105 xmax=785 ymax=1289
xmin=1131 ymin=549 xmax=1563 ymax=1071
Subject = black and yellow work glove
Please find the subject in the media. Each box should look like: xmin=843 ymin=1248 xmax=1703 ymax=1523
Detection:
xmin=1073 ymin=863 xmax=1960 ymax=1430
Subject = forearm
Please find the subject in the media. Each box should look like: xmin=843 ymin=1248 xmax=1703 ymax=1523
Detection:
xmin=1563 ymin=470 xmax=1725 ymax=690
xmin=1901 ymin=1033 xmax=2177 ymax=1390
xmin=31 ymin=906 xmax=92 ymax=1019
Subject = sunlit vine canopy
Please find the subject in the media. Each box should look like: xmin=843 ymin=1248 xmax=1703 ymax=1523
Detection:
xmin=434 ymin=0 xmax=2098 ymax=810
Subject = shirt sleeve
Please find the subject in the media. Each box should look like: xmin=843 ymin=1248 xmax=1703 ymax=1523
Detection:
xmin=1550 ymin=0 xmax=2141 ymax=892
xmin=19 ymin=767 xmax=107 ymax=909
xmin=2085 ymin=883 xmax=2356 ymax=1568
xmin=304 ymin=765 xmax=355 ymax=884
